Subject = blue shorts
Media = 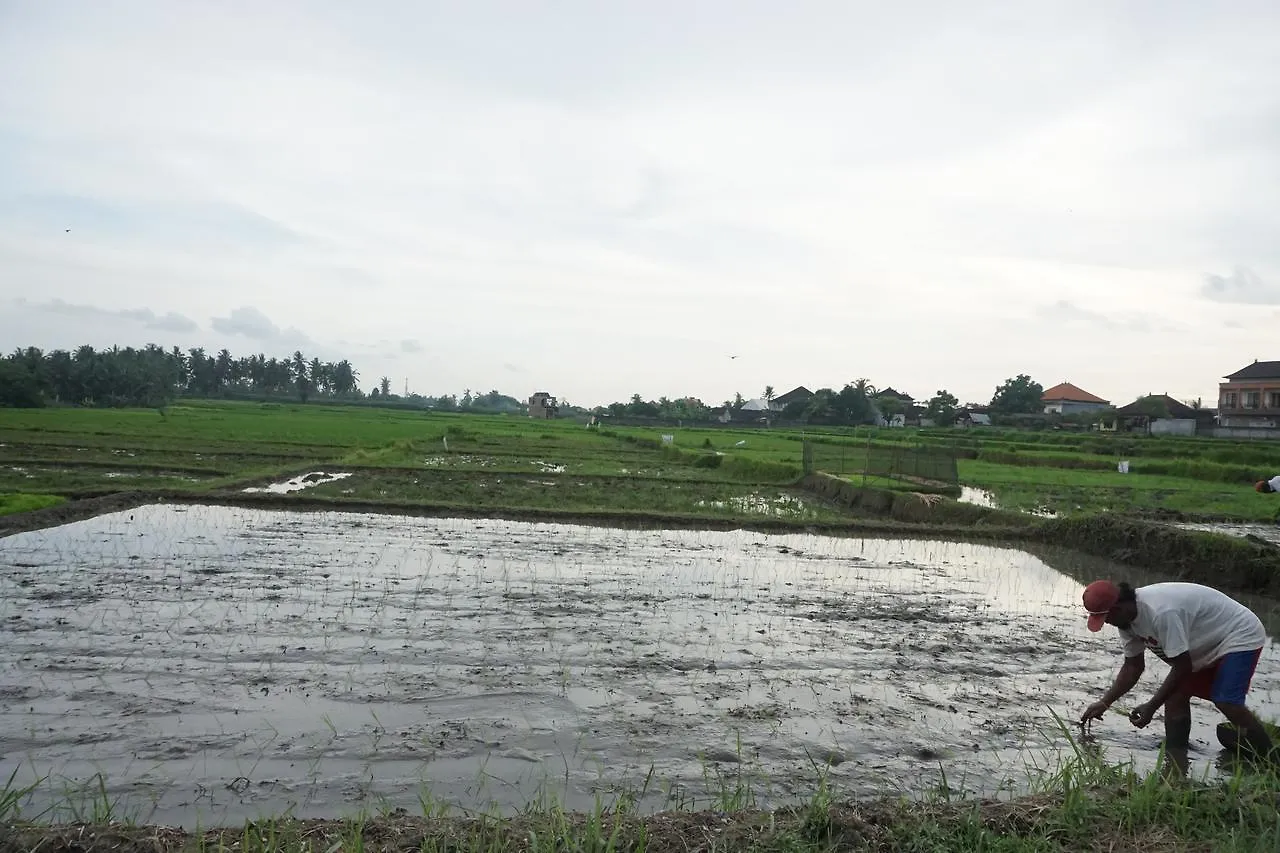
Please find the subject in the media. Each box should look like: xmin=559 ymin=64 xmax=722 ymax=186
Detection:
xmin=1185 ymin=648 xmax=1263 ymax=705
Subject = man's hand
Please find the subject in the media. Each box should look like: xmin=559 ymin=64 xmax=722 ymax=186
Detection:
xmin=1129 ymin=701 xmax=1156 ymax=728
xmin=1081 ymin=701 xmax=1111 ymax=724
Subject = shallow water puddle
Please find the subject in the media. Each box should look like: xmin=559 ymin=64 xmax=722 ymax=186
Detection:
xmin=1 ymin=506 xmax=1277 ymax=828
xmin=242 ymin=471 xmax=353 ymax=494
xmin=1174 ymin=521 xmax=1280 ymax=547
xmin=957 ymin=486 xmax=997 ymax=507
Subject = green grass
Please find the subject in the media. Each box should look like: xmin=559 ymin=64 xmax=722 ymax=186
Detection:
xmin=959 ymin=459 xmax=1280 ymax=521
xmin=5 ymin=402 xmax=1280 ymax=524
xmin=4 ymin=733 xmax=1280 ymax=852
xmin=0 ymin=403 xmax=843 ymax=523
xmin=0 ymin=492 xmax=64 ymax=516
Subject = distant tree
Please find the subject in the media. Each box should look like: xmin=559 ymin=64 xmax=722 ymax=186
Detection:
xmin=626 ymin=394 xmax=660 ymax=418
xmin=1133 ymin=395 xmax=1172 ymax=419
xmin=781 ymin=398 xmax=810 ymax=420
xmin=876 ymin=394 xmax=905 ymax=424
xmin=214 ymin=349 xmax=233 ymax=392
xmin=379 ymin=376 xmax=392 ymax=397
xmin=309 ymin=358 xmax=327 ymax=395
xmin=990 ymin=374 xmax=1044 ymax=414
xmin=0 ymin=359 xmax=45 ymax=406
xmin=803 ymin=388 xmax=838 ymax=423
xmin=836 ymin=382 xmax=877 ymax=424
xmin=763 ymin=385 xmax=775 ymax=404
xmin=332 ymin=360 xmax=358 ymax=397
xmin=926 ymin=390 xmax=959 ymax=425
xmin=291 ymin=351 xmax=310 ymax=402
xmin=851 ymin=378 xmax=877 ymax=399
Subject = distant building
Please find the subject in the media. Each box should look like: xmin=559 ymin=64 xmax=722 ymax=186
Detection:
xmin=1101 ymin=394 xmax=1214 ymax=436
xmin=528 ymin=391 xmax=558 ymax=419
xmin=955 ymin=409 xmax=991 ymax=427
xmin=877 ymin=387 xmax=915 ymax=404
xmin=1218 ymin=360 xmax=1280 ymax=429
xmin=769 ymin=386 xmax=813 ymax=412
xmin=1041 ymin=382 xmax=1110 ymax=415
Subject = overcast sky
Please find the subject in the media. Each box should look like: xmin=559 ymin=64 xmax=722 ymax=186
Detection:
xmin=2 ymin=1 xmax=1278 ymax=408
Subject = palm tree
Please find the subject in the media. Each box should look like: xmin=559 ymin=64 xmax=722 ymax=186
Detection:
xmin=291 ymin=351 xmax=309 ymax=402
xmin=309 ymin=358 xmax=326 ymax=395
xmin=852 ymin=378 xmax=877 ymax=399
xmin=332 ymin=360 xmax=357 ymax=397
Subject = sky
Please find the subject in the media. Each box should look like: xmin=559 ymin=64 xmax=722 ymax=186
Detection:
xmin=2 ymin=1 xmax=1279 ymax=409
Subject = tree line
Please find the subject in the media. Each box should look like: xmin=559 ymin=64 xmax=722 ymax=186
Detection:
xmin=0 ymin=344 xmax=543 ymax=412
xmin=0 ymin=345 xmax=365 ymax=408
xmin=596 ymin=375 xmax=1055 ymax=426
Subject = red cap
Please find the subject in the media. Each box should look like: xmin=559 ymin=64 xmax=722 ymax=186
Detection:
xmin=1082 ymin=580 xmax=1120 ymax=632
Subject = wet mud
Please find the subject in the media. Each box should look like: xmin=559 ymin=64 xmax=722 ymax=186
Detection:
xmin=1174 ymin=521 xmax=1280 ymax=548
xmin=1 ymin=505 xmax=1277 ymax=829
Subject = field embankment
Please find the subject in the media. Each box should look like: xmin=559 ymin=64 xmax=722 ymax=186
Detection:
xmin=796 ymin=472 xmax=1280 ymax=596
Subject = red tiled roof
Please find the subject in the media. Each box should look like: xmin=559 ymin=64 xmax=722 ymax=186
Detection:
xmin=1041 ymin=382 xmax=1108 ymax=404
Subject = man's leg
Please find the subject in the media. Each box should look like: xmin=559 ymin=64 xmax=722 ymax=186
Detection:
xmin=1216 ymin=702 xmax=1274 ymax=758
xmin=1163 ymin=690 xmax=1193 ymax=750
xmin=1210 ymin=649 xmax=1272 ymax=759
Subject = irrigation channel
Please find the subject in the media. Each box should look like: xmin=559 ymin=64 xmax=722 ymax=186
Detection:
xmin=1 ymin=505 xmax=1277 ymax=828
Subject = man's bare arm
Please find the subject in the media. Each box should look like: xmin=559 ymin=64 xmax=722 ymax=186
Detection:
xmin=1082 ymin=654 xmax=1144 ymax=722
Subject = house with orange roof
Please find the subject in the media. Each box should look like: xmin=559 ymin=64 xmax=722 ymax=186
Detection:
xmin=1041 ymin=382 xmax=1110 ymax=415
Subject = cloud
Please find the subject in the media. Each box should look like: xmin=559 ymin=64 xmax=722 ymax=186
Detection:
xmin=1201 ymin=267 xmax=1280 ymax=305
xmin=210 ymin=306 xmax=310 ymax=344
xmin=1035 ymin=299 xmax=1153 ymax=332
xmin=24 ymin=298 xmax=198 ymax=333
xmin=1 ymin=2 xmax=1279 ymax=408
xmin=400 ymin=338 xmax=422 ymax=353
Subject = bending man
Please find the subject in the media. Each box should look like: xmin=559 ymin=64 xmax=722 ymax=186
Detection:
xmin=1078 ymin=579 xmax=1273 ymax=759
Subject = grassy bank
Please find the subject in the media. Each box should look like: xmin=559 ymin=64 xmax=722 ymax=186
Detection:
xmin=957 ymin=459 xmax=1280 ymax=521
xmin=0 ymin=493 xmax=64 ymax=516
xmin=4 ymin=745 xmax=1280 ymax=852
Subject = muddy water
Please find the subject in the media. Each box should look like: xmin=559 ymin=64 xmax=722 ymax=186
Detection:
xmin=1 ymin=506 xmax=1277 ymax=829
xmin=1174 ymin=521 xmax=1280 ymax=548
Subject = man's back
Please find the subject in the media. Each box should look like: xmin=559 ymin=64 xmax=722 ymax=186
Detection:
xmin=1120 ymin=582 xmax=1266 ymax=669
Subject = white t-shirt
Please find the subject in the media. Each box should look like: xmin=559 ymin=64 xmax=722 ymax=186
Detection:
xmin=1268 ymin=475 xmax=1280 ymax=492
xmin=1119 ymin=582 xmax=1265 ymax=671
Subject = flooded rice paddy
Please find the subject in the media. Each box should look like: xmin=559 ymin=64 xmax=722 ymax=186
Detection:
xmin=1 ymin=506 xmax=1277 ymax=829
